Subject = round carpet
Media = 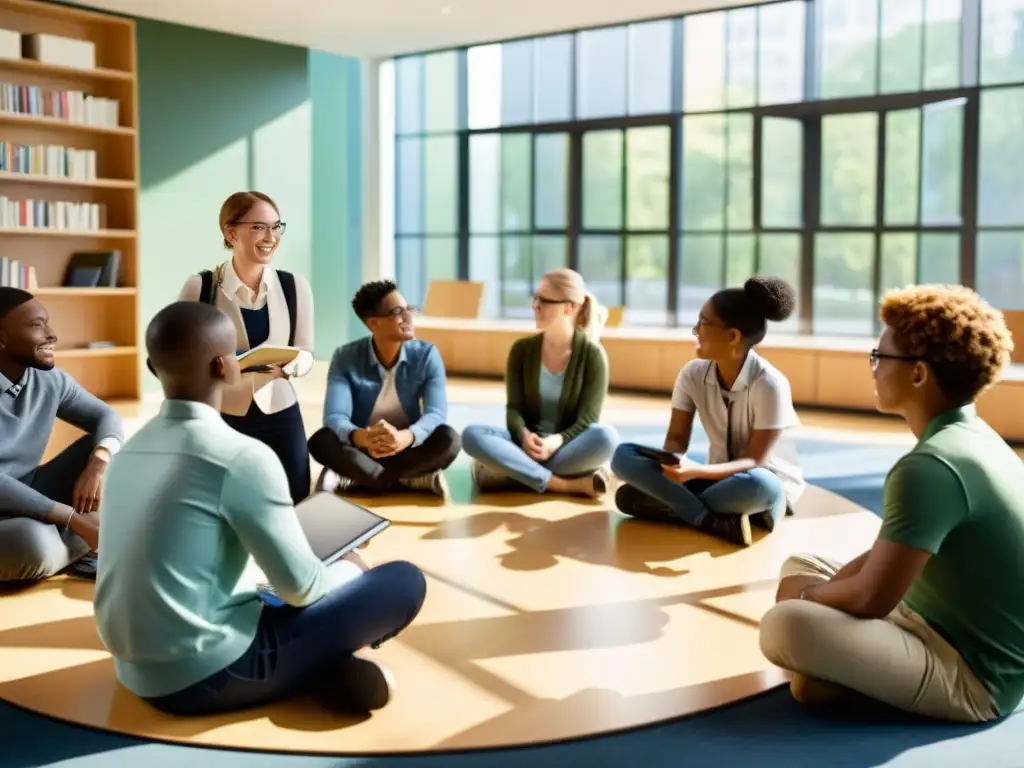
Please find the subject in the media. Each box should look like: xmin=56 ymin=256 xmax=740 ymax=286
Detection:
xmin=0 ymin=484 xmax=880 ymax=754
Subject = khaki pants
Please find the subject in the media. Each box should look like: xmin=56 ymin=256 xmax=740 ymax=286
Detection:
xmin=759 ymin=554 xmax=998 ymax=723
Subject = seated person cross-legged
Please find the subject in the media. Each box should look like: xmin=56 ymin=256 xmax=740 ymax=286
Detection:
xmin=308 ymin=280 xmax=461 ymax=498
xmin=462 ymin=269 xmax=619 ymax=498
xmin=94 ymin=301 xmax=427 ymax=716
xmin=611 ymin=277 xmax=805 ymax=548
xmin=760 ymin=285 xmax=1024 ymax=723
xmin=0 ymin=288 xmax=124 ymax=583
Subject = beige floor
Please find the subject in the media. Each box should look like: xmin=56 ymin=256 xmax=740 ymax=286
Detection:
xmin=1 ymin=368 xmax=901 ymax=752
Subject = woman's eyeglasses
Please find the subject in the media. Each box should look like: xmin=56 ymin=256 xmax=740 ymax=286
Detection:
xmin=869 ymin=349 xmax=924 ymax=371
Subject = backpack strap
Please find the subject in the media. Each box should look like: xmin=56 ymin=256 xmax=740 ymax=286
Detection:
xmin=198 ymin=269 xmax=215 ymax=305
xmin=277 ymin=270 xmax=297 ymax=347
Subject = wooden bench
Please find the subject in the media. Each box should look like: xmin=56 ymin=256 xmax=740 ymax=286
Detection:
xmin=415 ymin=316 xmax=1024 ymax=442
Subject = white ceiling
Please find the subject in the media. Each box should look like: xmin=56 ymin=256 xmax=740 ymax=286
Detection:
xmin=69 ymin=0 xmax=753 ymax=58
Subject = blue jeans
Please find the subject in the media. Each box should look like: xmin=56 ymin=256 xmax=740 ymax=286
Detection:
xmin=461 ymin=424 xmax=619 ymax=493
xmin=610 ymin=442 xmax=787 ymax=527
xmin=143 ymin=561 xmax=426 ymax=716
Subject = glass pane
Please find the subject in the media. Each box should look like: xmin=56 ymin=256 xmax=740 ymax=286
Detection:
xmin=626 ymin=236 xmax=669 ymax=325
xmin=880 ymin=233 xmax=917 ymax=292
xmin=679 ymin=234 xmax=724 ymax=326
xmin=885 ymin=109 xmax=921 ymax=225
xmin=758 ymin=233 xmax=802 ymax=330
xmin=727 ymin=114 xmax=753 ymax=230
xmin=821 ymin=113 xmax=878 ymax=226
xmin=979 ymin=87 xmax=1024 ymax=226
xmin=501 ymin=236 xmax=533 ymax=316
xmin=626 ymin=126 xmax=671 ymax=230
xmin=533 ymin=235 xmax=567 ymax=279
xmin=583 ymin=130 xmax=623 ymax=229
xmin=980 ymin=0 xmax=1024 ymax=85
xmin=426 ymin=238 xmax=458 ymax=287
xmin=629 ymin=20 xmax=674 ymax=115
xmin=501 ymin=41 xmax=533 ymax=126
xmin=577 ymin=26 xmax=628 ymax=119
xmin=919 ymin=232 xmax=961 ymax=283
xmin=761 ymin=118 xmax=803 ymax=227
xmin=820 ymin=0 xmax=879 ymax=99
xmin=535 ymin=133 xmax=568 ymax=229
xmin=921 ymin=99 xmax=964 ymax=224
xmin=725 ymin=234 xmax=756 ymax=287
xmin=467 ymin=45 xmax=500 ymax=130
xmin=727 ymin=7 xmax=758 ymax=108
xmin=578 ymin=235 xmax=623 ymax=309
xmin=813 ymin=233 xmax=875 ymax=335
xmin=534 ymin=35 xmax=573 ymax=123
xmin=424 ymin=51 xmax=458 ymax=132
xmin=684 ymin=12 xmax=726 ymax=112
xmin=501 ymin=134 xmax=531 ymax=232
xmin=396 ymin=238 xmax=424 ymax=306
xmin=924 ymin=0 xmax=962 ymax=89
xmin=682 ymin=115 xmax=725 ymax=231
xmin=758 ymin=1 xmax=806 ymax=105
xmin=469 ymin=236 xmax=501 ymax=318
xmin=469 ymin=134 xmax=500 ymax=233
xmin=880 ymin=0 xmax=923 ymax=93
xmin=395 ymin=56 xmax=423 ymax=135
xmin=396 ymin=138 xmax=423 ymax=234
xmin=977 ymin=230 xmax=1024 ymax=309
xmin=424 ymin=135 xmax=457 ymax=234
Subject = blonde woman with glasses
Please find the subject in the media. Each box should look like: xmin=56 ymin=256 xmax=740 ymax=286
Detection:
xmin=461 ymin=269 xmax=618 ymax=497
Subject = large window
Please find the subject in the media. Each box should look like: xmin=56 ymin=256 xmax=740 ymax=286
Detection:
xmin=391 ymin=0 xmax=1024 ymax=332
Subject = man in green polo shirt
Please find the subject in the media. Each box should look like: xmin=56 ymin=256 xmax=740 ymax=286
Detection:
xmin=759 ymin=284 xmax=1024 ymax=722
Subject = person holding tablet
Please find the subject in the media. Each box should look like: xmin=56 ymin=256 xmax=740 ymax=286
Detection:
xmin=94 ymin=301 xmax=426 ymax=716
xmin=610 ymin=276 xmax=805 ymax=547
xmin=461 ymin=269 xmax=617 ymax=497
xmin=179 ymin=191 xmax=314 ymax=504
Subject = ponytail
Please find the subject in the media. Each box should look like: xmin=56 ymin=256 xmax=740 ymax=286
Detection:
xmin=575 ymin=292 xmax=608 ymax=341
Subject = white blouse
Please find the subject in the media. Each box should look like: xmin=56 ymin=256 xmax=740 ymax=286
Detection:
xmin=179 ymin=260 xmax=314 ymax=417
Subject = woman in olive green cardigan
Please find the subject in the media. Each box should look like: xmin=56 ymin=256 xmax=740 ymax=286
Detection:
xmin=461 ymin=269 xmax=619 ymax=497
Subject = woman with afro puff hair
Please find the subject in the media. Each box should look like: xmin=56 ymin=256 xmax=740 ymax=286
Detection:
xmin=761 ymin=284 xmax=1024 ymax=723
xmin=611 ymin=276 xmax=805 ymax=548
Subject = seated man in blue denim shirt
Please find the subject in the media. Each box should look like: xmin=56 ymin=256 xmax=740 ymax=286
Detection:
xmin=308 ymin=280 xmax=460 ymax=497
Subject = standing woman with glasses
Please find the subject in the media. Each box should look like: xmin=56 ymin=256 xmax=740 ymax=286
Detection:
xmin=461 ymin=268 xmax=619 ymax=497
xmin=611 ymin=276 xmax=805 ymax=547
xmin=178 ymin=191 xmax=314 ymax=504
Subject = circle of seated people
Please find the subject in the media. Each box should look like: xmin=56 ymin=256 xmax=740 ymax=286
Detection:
xmin=0 ymin=483 xmax=879 ymax=753
xmin=1 ymin=194 xmax=1022 ymax=755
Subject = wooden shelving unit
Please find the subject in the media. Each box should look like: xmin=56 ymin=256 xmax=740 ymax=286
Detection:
xmin=0 ymin=0 xmax=139 ymax=406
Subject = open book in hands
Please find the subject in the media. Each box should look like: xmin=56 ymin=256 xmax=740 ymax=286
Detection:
xmin=238 ymin=345 xmax=302 ymax=373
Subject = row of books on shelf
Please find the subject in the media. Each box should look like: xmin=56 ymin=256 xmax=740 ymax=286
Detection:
xmin=0 ymin=82 xmax=120 ymax=128
xmin=0 ymin=141 xmax=98 ymax=180
xmin=0 ymin=257 xmax=36 ymax=290
xmin=0 ymin=197 xmax=105 ymax=231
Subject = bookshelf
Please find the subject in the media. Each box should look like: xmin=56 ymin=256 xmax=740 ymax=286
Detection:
xmin=0 ymin=0 xmax=139 ymax=415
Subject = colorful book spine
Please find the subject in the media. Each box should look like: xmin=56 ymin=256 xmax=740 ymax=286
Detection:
xmin=0 ymin=257 xmax=37 ymax=290
xmin=0 ymin=141 xmax=98 ymax=180
xmin=0 ymin=81 xmax=119 ymax=128
xmin=0 ymin=196 xmax=105 ymax=230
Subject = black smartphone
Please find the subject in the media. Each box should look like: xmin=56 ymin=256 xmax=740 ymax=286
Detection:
xmin=241 ymin=364 xmax=274 ymax=373
xmin=634 ymin=446 xmax=682 ymax=466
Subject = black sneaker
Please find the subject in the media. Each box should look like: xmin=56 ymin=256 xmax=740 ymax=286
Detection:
xmin=752 ymin=501 xmax=792 ymax=532
xmin=699 ymin=511 xmax=752 ymax=547
xmin=322 ymin=655 xmax=394 ymax=713
xmin=66 ymin=553 xmax=97 ymax=580
xmin=614 ymin=484 xmax=674 ymax=522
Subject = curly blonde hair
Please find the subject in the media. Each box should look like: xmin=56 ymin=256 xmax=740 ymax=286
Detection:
xmin=880 ymin=284 xmax=1015 ymax=404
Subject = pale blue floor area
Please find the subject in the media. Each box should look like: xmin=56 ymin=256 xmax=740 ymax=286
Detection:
xmin=4 ymin=405 xmax=1022 ymax=767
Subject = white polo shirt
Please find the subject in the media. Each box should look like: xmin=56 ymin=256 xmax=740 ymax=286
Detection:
xmin=671 ymin=350 xmax=805 ymax=504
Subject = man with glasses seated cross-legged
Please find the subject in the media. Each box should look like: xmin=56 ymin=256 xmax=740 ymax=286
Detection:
xmin=308 ymin=280 xmax=461 ymax=498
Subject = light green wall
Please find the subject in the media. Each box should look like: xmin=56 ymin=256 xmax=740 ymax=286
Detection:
xmin=136 ymin=19 xmax=361 ymax=392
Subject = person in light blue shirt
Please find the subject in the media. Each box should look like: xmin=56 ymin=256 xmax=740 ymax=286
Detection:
xmin=308 ymin=279 xmax=461 ymax=497
xmin=94 ymin=300 xmax=426 ymax=716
